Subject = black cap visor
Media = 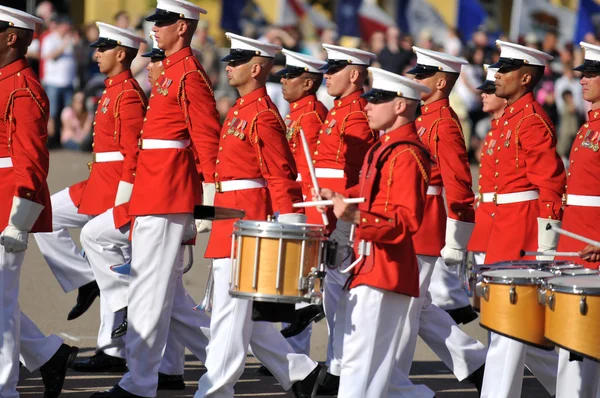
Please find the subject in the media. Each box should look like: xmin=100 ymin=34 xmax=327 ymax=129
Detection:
xmin=276 ymin=65 xmax=309 ymax=77
xmin=319 ymin=59 xmax=356 ymax=73
xmin=221 ymin=48 xmax=264 ymax=63
xmin=361 ymin=88 xmax=401 ymax=104
xmin=0 ymin=21 xmax=10 ymax=30
xmin=142 ymin=48 xmax=166 ymax=60
xmin=574 ymin=59 xmax=600 ymax=73
xmin=146 ymin=8 xmax=185 ymax=22
xmin=90 ymin=37 xmax=120 ymax=49
xmin=406 ymin=63 xmax=442 ymax=76
xmin=477 ymin=80 xmax=496 ymax=92
xmin=489 ymin=57 xmax=531 ymax=71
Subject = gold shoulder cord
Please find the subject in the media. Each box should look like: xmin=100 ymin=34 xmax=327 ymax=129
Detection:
xmin=336 ymin=110 xmax=371 ymax=163
xmin=384 ymin=147 xmax=429 ymax=212
xmin=292 ymin=110 xmax=324 ymax=146
xmin=514 ymin=113 xmax=554 ymax=171
xmin=427 ymin=117 xmax=464 ymax=159
xmin=248 ymin=108 xmax=285 ymax=170
xmin=4 ymin=87 xmax=46 ymax=155
xmin=113 ymin=88 xmax=147 ymax=144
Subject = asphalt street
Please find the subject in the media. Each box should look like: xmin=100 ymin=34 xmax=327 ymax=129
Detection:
xmin=16 ymin=150 xmax=551 ymax=397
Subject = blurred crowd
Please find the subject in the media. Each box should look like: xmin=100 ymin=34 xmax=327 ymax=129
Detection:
xmin=27 ymin=1 xmax=595 ymax=164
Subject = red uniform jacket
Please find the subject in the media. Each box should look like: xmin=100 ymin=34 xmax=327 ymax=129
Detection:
xmin=411 ymin=98 xmax=475 ymax=257
xmin=556 ymin=110 xmax=600 ymax=268
xmin=68 ymin=70 xmax=146 ymax=220
xmin=128 ymin=47 xmax=221 ymax=216
xmin=307 ymin=90 xmax=377 ymax=228
xmin=0 ymin=59 xmax=52 ymax=232
xmin=468 ymin=119 xmax=501 ymax=253
xmin=284 ymin=94 xmax=328 ymax=197
xmin=485 ymin=93 xmax=566 ymax=263
xmin=344 ymin=123 xmax=431 ymax=297
xmin=206 ymin=87 xmax=304 ymax=259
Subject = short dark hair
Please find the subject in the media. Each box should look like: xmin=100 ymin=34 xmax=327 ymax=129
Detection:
xmin=524 ymin=65 xmax=544 ymax=88
xmin=307 ymin=73 xmax=323 ymax=95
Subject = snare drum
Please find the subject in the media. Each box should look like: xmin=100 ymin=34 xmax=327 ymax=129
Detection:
xmin=542 ymin=275 xmax=600 ymax=361
xmin=477 ymin=269 xmax=555 ymax=349
xmin=470 ymin=264 xmax=531 ymax=311
xmin=229 ymin=220 xmax=330 ymax=304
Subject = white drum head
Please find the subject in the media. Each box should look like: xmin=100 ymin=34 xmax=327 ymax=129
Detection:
xmin=547 ymin=275 xmax=600 ymax=295
xmin=482 ymin=269 xmax=554 ymax=285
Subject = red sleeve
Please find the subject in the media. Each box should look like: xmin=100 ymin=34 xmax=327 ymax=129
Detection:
xmin=254 ymin=109 xmax=303 ymax=214
xmin=117 ymin=90 xmax=145 ymax=184
xmin=10 ymin=87 xmax=49 ymax=202
xmin=299 ymin=111 xmax=324 ymax=153
xmin=436 ymin=117 xmax=475 ymax=222
xmin=342 ymin=111 xmax=376 ymax=186
xmin=343 ymin=184 xmax=361 ymax=198
xmin=184 ymin=71 xmax=221 ymax=182
xmin=520 ymin=115 xmax=566 ymax=220
xmin=359 ymin=149 xmax=429 ymax=243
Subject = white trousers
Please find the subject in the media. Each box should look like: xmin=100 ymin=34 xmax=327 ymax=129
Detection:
xmin=475 ymin=252 xmax=558 ymax=397
xmin=0 ymin=247 xmax=24 ymax=398
xmin=323 ymin=266 xmax=349 ymax=370
xmin=556 ymin=348 xmax=600 ymax=398
xmin=195 ymin=257 xmax=317 ymax=398
xmin=282 ymin=301 xmax=312 ymax=356
xmin=19 ymin=312 xmax=64 ymax=372
xmin=338 ymin=285 xmax=435 ymax=398
xmin=33 ymin=188 xmax=95 ymax=292
xmin=428 ymin=256 xmax=471 ymax=310
xmin=119 ymin=214 xmax=211 ymax=397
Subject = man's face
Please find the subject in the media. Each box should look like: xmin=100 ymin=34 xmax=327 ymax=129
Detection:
xmin=412 ymin=73 xmax=437 ymax=101
xmin=481 ymin=91 xmax=506 ymax=114
xmin=94 ymin=47 xmax=119 ymax=75
xmin=581 ymin=71 xmax=600 ymax=103
xmin=152 ymin=20 xmax=182 ymax=51
xmin=324 ymin=65 xmax=352 ymax=97
xmin=494 ymin=67 xmax=522 ymax=99
xmin=281 ymin=73 xmax=311 ymax=103
xmin=225 ymin=58 xmax=253 ymax=88
xmin=365 ymin=98 xmax=397 ymax=131
xmin=146 ymin=59 xmax=164 ymax=87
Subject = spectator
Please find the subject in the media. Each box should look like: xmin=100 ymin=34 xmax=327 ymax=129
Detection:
xmin=41 ymin=14 xmax=77 ymax=147
xmin=537 ymin=79 xmax=559 ymax=127
xmin=60 ymin=91 xmax=93 ymax=151
xmin=369 ymin=31 xmax=385 ymax=56
xmin=379 ymin=26 xmax=413 ymax=75
xmin=454 ymin=47 xmax=485 ymax=136
xmin=557 ymin=90 xmax=580 ymax=160
xmin=34 ymin=0 xmax=55 ymax=79
xmin=444 ymin=28 xmax=462 ymax=57
xmin=192 ymin=20 xmax=221 ymax=88
xmin=113 ymin=10 xmax=130 ymax=30
xmin=555 ymin=61 xmax=584 ymax=117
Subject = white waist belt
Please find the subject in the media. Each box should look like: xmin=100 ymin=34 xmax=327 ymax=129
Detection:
xmin=216 ymin=178 xmax=267 ymax=193
xmin=427 ymin=185 xmax=442 ymax=196
xmin=0 ymin=157 xmax=13 ymax=168
xmin=565 ymin=194 xmax=600 ymax=207
xmin=296 ymin=174 xmax=302 ymax=182
xmin=141 ymin=139 xmax=190 ymax=149
xmin=315 ymin=168 xmax=344 ymax=178
xmin=481 ymin=190 xmax=539 ymax=204
xmin=93 ymin=151 xmax=124 ymax=162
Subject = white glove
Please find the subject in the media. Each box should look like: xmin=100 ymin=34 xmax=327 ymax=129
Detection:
xmin=182 ymin=214 xmax=197 ymax=242
xmin=114 ymin=181 xmax=134 ymax=206
xmin=440 ymin=218 xmax=475 ymax=266
xmin=278 ymin=213 xmax=307 ymax=224
xmin=0 ymin=197 xmax=44 ymax=253
xmin=537 ymin=218 xmax=560 ymax=260
xmin=196 ymin=183 xmax=215 ymax=234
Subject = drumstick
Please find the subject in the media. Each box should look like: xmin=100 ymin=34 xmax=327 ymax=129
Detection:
xmin=520 ymin=250 xmax=580 ymax=258
xmin=546 ymin=224 xmax=600 ymax=248
xmin=293 ymin=198 xmax=366 ymax=208
xmin=299 ymin=128 xmax=329 ymax=226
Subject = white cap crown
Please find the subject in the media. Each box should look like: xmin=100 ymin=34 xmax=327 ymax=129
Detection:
xmin=281 ymin=49 xmax=326 ymax=74
xmin=581 ymin=41 xmax=600 ymax=63
xmin=322 ymin=43 xmax=377 ymax=66
xmin=484 ymin=64 xmax=499 ymax=82
xmin=494 ymin=40 xmax=553 ymax=67
xmin=410 ymin=47 xmax=468 ymax=74
xmin=368 ymin=67 xmax=431 ymax=101
xmin=0 ymin=5 xmax=42 ymax=31
xmin=147 ymin=0 xmax=207 ymax=21
xmin=224 ymin=32 xmax=282 ymax=60
xmin=95 ymin=22 xmax=146 ymax=49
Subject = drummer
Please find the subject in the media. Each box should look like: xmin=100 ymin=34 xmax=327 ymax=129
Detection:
xmin=553 ymin=41 xmax=600 ymax=398
xmin=317 ymin=67 xmax=435 ymax=397
xmin=480 ymin=40 xmax=566 ymax=398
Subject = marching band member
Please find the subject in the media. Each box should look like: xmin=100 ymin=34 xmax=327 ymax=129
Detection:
xmin=554 ymin=41 xmax=600 ymax=398
xmin=318 ymin=67 xmax=435 ymax=397
xmin=469 ymin=65 xmax=559 ymax=396
xmin=276 ymin=49 xmax=329 ymax=358
xmin=304 ymin=43 xmax=378 ymax=394
xmin=0 ymin=6 xmax=78 ymax=397
xmin=196 ymin=32 xmax=324 ymax=398
xmin=407 ymin=47 xmax=478 ymax=324
xmin=480 ymin=40 xmax=566 ymax=398
xmin=90 ymin=0 xmax=221 ymax=396
xmin=394 ymin=47 xmax=486 ymax=390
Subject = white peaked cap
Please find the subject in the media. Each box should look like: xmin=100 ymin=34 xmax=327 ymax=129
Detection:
xmin=367 ymin=67 xmax=431 ymax=101
xmin=95 ymin=22 xmax=146 ymax=49
xmin=223 ymin=32 xmax=282 ymax=59
xmin=322 ymin=43 xmax=377 ymax=66
xmin=146 ymin=0 xmax=207 ymax=22
xmin=493 ymin=40 xmax=553 ymax=67
xmin=409 ymin=47 xmax=468 ymax=74
xmin=281 ymin=49 xmax=326 ymax=73
xmin=574 ymin=42 xmax=600 ymax=72
xmin=484 ymin=64 xmax=499 ymax=82
xmin=0 ymin=5 xmax=42 ymax=31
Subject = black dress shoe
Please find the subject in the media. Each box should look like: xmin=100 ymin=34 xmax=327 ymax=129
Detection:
xmin=256 ymin=365 xmax=273 ymax=376
xmin=111 ymin=309 xmax=127 ymax=339
xmin=68 ymin=281 xmax=100 ymax=320
xmin=89 ymin=384 xmax=143 ymax=397
xmin=446 ymin=305 xmax=479 ymax=325
xmin=464 ymin=364 xmax=484 ymax=395
xmin=292 ymin=364 xmax=326 ymax=398
xmin=70 ymin=351 xmax=127 ymax=372
xmin=316 ymin=372 xmax=339 ymax=396
xmin=281 ymin=305 xmax=325 ymax=338
xmin=40 ymin=343 xmax=79 ymax=398
xmin=157 ymin=373 xmax=185 ymax=390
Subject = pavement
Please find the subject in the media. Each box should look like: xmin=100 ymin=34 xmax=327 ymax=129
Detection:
xmin=16 ymin=150 xmax=552 ymax=397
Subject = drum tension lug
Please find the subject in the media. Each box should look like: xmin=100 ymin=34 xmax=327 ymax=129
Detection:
xmin=475 ymin=283 xmax=489 ymax=302
xmin=548 ymin=293 xmax=555 ymax=311
xmin=580 ymin=296 xmax=588 ymax=316
xmin=509 ymin=285 xmax=517 ymax=305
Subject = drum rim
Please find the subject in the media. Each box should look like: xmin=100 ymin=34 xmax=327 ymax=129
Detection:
xmin=234 ymin=220 xmax=326 ymax=239
xmin=553 ymin=268 xmax=599 ymax=276
xmin=481 ymin=269 xmax=554 ymax=285
xmin=229 ymin=289 xmax=314 ymax=304
xmin=491 ymin=260 xmax=572 ymax=267
xmin=546 ymin=275 xmax=600 ymax=294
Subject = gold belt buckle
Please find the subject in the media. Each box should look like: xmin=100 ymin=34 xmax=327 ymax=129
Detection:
xmin=492 ymin=192 xmax=498 ymax=205
xmin=215 ymin=181 xmax=222 ymax=193
xmin=87 ymin=161 xmax=92 ymax=171
xmin=478 ymin=192 xmax=483 ymax=203
xmin=562 ymin=193 xmax=568 ymax=206
xmin=138 ymin=138 xmax=143 ymax=149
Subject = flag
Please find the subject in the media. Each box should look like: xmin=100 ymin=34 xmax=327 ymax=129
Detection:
xmin=335 ymin=0 xmax=362 ymax=38
xmin=220 ymin=0 xmax=247 ymax=34
xmin=336 ymin=0 xmax=395 ymax=40
xmin=457 ymin=0 xmax=487 ymax=40
xmin=512 ymin=0 xmax=575 ymax=43
xmin=575 ymin=0 xmax=600 ymax=43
